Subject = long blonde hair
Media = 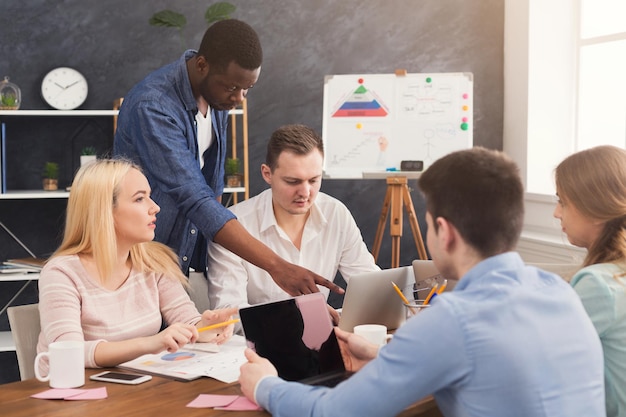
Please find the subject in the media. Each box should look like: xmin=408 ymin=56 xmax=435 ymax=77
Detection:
xmin=555 ymin=145 xmax=626 ymax=267
xmin=53 ymin=159 xmax=187 ymax=285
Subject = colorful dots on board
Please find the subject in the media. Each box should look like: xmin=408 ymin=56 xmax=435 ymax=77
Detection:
xmin=462 ymin=105 xmax=469 ymax=111
xmin=462 ymin=117 xmax=468 ymax=123
xmin=426 ymin=77 xmax=432 ymax=83
xmin=358 ymin=78 xmax=364 ymax=84
xmin=460 ymin=122 xmax=469 ymax=131
xmin=462 ymin=93 xmax=469 ymax=99
xmin=356 ymin=123 xmax=362 ymax=129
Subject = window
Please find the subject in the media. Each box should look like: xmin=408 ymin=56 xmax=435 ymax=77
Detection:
xmin=504 ymin=0 xmax=626 ymax=247
xmin=577 ymin=0 xmax=626 ymax=150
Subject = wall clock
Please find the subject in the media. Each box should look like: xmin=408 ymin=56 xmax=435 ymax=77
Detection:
xmin=41 ymin=67 xmax=88 ymax=110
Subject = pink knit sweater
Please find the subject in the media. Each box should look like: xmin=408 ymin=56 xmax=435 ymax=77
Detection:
xmin=36 ymin=255 xmax=201 ymax=373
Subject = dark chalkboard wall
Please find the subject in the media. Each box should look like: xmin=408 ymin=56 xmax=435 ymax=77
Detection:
xmin=0 ymin=0 xmax=503 ymax=382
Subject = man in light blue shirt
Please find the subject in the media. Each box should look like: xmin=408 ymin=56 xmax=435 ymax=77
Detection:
xmin=239 ymin=147 xmax=606 ymax=417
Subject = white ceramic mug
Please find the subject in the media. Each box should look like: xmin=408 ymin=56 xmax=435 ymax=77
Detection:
xmin=353 ymin=324 xmax=389 ymax=346
xmin=34 ymin=341 xmax=85 ymax=388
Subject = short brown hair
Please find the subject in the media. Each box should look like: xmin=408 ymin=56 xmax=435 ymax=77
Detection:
xmin=265 ymin=124 xmax=324 ymax=171
xmin=418 ymin=147 xmax=524 ymax=257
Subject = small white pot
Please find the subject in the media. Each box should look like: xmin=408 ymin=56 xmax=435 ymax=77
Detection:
xmin=80 ymin=155 xmax=97 ymax=167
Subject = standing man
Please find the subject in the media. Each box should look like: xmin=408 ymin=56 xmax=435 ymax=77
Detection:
xmin=114 ymin=19 xmax=340 ymax=297
xmin=239 ymin=147 xmax=605 ymax=417
xmin=206 ymin=124 xmax=379 ymax=310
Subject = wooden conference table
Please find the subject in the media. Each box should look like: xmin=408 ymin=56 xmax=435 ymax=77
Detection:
xmin=0 ymin=368 xmax=442 ymax=417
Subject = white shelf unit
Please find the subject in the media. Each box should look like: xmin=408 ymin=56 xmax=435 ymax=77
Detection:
xmin=0 ymin=273 xmax=39 ymax=352
xmin=0 ymin=106 xmax=249 ymax=200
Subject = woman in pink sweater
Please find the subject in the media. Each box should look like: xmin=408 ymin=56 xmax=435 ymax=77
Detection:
xmin=37 ymin=159 xmax=237 ymax=373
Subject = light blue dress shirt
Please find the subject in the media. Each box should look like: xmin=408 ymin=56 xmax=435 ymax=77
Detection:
xmin=256 ymin=252 xmax=605 ymax=417
xmin=571 ymin=263 xmax=626 ymax=417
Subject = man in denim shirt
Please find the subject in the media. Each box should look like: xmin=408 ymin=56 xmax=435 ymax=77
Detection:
xmin=114 ymin=19 xmax=341 ymax=297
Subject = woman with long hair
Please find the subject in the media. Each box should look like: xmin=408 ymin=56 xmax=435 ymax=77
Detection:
xmin=36 ymin=159 xmax=237 ymax=373
xmin=554 ymin=145 xmax=626 ymax=417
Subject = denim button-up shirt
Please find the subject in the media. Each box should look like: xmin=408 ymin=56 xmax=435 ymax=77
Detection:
xmin=114 ymin=50 xmax=236 ymax=273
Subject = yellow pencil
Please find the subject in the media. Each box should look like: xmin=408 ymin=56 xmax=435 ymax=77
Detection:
xmin=391 ymin=281 xmax=411 ymax=305
xmin=197 ymin=318 xmax=240 ymax=333
xmin=436 ymin=279 xmax=448 ymax=295
xmin=423 ymin=284 xmax=439 ymax=306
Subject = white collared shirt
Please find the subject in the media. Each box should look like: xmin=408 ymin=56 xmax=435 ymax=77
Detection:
xmin=206 ymin=189 xmax=379 ymax=308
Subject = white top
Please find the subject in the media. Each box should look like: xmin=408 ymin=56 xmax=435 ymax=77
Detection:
xmin=206 ymin=189 xmax=379 ymax=308
xmin=195 ymin=109 xmax=213 ymax=168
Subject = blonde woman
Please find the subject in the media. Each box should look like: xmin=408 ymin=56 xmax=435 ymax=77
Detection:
xmin=554 ymin=145 xmax=626 ymax=417
xmin=37 ymin=159 xmax=237 ymax=374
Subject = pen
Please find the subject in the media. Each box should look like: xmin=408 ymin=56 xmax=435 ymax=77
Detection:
xmin=436 ymin=279 xmax=448 ymax=294
xmin=197 ymin=318 xmax=240 ymax=333
xmin=422 ymin=284 xmax=439 ymax=306
xmin=391 ymin=281 xmax=411 ymax=305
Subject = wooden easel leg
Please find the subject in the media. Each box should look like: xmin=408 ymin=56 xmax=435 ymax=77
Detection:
xmin=373 ymin=176 xmax=428 ymax=267
xmin=402 ymin=184 xmax=428 ymax=260
xmin=372 ymin=185 xmax=392 ymax=262
xmin=389 ymin=181 xmax=404 ymax=268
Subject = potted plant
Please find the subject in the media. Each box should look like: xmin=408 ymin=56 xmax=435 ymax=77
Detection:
xmin=42 ymin=162 xmax=59 ymax=191
xmin=225 ymin=157 xmax=242 ymax=187
xmin=80 ymin=146 xmax=97 ymax=166
xmin=0 ymin=76 xmax=21 ymax=110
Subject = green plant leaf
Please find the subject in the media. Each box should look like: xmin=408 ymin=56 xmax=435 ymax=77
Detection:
xmin=43 ymin=162 xmax=59 ymax=179
xmin=81 ymin=146 xmax=97 ymax=156
xmin=0 ymin=95 xmax=17 ymax=106
xmin=149 ymin=10 xmax=187 ymax=29
xmin=205 ymin=2 xmax=236 ymax=25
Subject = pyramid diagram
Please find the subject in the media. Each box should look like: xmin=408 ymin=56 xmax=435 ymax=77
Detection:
xmin=332 ymin=84 xmax=388 ymax=117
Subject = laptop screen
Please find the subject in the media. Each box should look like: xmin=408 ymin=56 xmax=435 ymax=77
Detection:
xmin=239 ymin=293 xmax=345 ymax=382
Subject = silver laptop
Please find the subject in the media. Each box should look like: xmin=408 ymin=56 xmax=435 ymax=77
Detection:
xmin=338 ymin=266 xmax=413 ymax=332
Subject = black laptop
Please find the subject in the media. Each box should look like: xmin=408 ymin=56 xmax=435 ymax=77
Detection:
xmin=239 ymin=293 xmax=353 ymax=387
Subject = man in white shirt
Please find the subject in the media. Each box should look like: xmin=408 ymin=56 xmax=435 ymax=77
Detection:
xmin=206 ymin=124 xmax=379 ymax=312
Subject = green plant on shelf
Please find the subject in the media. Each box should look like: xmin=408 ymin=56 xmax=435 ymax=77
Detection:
xmin=149 ymin=2 xmax=236 ymax=51
xmin=43 ymin=162 xmax=59 ymax=180
xmin=0 ymin=94 xmax=17 ymax=108
xmin=81 ymin=146 xmax=97 ymax=156
xmin=225 ymin=157 xmax=240 ymax=176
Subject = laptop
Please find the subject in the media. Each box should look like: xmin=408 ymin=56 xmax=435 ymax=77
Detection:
xmin=239 ymin=293 xmax=353 ymax=387
xmin=338 ymin=266 xmax=413 ymax=332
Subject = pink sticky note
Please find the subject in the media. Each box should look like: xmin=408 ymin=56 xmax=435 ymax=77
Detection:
xmin=65 ymin=387 xmax=108 ymax=400
xmin=186 ymin=394 xmax=238 ymax=408
xmin=217 ymin=396 xmax=262 ymax=411
xmin=31 ymin=389 xmax=87 ymax=400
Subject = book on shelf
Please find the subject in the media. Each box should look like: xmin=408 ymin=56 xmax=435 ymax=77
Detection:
xmin=1 ymin=122 xmax=5 ymax=193
xmin=0 ymin=264 xmax=40 ymax=274
xmin=3 ymin=257 xmax=48 ymax=271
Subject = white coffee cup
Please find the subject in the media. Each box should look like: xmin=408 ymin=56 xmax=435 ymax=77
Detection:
xmin=353 ymin=324 xmax=388 ymax=346
xmin=34 ymin=341 xmax=85 ymax=388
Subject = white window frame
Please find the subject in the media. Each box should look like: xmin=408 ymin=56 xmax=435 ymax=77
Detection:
xmin=504 ymin=0 xmax=585 ymax=262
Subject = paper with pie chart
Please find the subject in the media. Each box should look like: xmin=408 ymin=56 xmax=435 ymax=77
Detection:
xmin=118 ymin=335 xmax=247 ymax=383
xmin=323 ymin=73 xmax=473 ymax=178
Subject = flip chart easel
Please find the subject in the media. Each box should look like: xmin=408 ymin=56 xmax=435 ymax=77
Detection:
xmin=371 ymin=174 xmax=428 ymax=268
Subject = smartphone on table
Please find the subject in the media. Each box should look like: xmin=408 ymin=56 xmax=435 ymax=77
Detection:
xmin=90 ymin=371 xmax=152 ymax=385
